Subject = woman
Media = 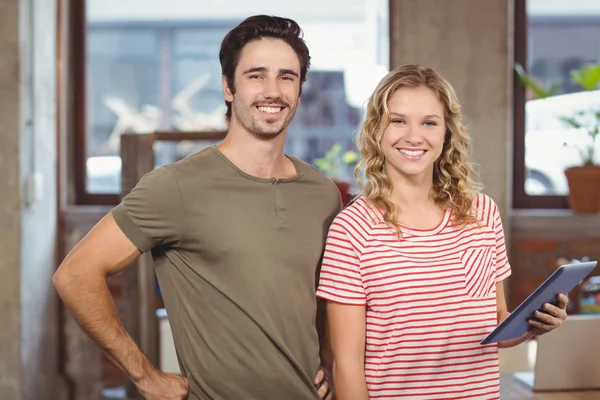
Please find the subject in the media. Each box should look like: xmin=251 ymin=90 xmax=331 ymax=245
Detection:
xmin=316 ymin=65 xmax=568 ymax=399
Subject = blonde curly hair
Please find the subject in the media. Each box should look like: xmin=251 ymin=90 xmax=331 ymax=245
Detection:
xmin=354 ymin=64 xmax=482 ymax=232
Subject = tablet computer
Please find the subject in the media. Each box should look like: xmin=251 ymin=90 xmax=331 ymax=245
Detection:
xmin=481 ymin=261 xmax=597 ymax=345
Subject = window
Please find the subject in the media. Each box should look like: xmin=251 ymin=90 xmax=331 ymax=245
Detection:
xmin=74 ymin=0 xmax=390 ymax=204
xmin=514 ymin=0 xmax=600 ymax=208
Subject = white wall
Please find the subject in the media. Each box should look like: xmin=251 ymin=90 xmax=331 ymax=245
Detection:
xmin=0 ymin=0 xmax=60 ymax=398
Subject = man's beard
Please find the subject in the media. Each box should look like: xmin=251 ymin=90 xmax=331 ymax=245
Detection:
xmin=233 ymin=100 xmax=297 ymax=140
xmin=251 ymin=123 xmax=285 ymax=140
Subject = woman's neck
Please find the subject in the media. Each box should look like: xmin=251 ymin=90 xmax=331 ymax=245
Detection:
xmin=387 ymin=171 xmax=445 ymax=230
xmin=388 ymin=166 xmax=434 ymax=210
xmin=390 ymin=180 xmax=432 ymax=211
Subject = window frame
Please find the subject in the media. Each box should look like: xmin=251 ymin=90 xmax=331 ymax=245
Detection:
xmin=512 ymin=0 xmax=570 ymax=209
xmin=70 ymin=0 xmax=119 ymax=205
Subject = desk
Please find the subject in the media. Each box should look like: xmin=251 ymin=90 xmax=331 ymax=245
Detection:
xmin=501 ymin=374 xmax=600 ymax=399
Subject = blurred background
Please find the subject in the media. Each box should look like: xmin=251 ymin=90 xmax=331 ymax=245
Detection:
xmin=2 ymin=0 xmax=600 ymax=399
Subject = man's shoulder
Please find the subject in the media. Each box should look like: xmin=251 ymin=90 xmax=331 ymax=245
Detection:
xmin=132 ymin=147 xmax=223 ymax=199
xmin=291 ymin=156 xmax=337 ymax=188
xmin=291 ymin=157 xmax=344 ymax=212
xmin=147 ymin=146 xmax=227 ymax=191
xmin=167 ymin=146 xmax=220 ymax=176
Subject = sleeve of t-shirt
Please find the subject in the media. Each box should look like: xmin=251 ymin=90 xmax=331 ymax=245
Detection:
xmin=493 ymin=202 xmax=512 ymax=283
xmin=110 ymin=165 xmax=183 ymax=253
xmin=316 ymin=218 xmax=366 ymax=305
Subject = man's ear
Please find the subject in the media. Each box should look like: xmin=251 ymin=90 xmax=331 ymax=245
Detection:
xmin=222 ymin=75 xmax=234 ymax=102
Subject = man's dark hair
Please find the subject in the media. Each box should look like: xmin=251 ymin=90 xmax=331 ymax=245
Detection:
xmin=219 ymin=15 xmax=311 ymax=121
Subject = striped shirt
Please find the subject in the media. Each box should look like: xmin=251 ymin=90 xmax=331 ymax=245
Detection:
xmin=316 ymin=193 xmax=511 ymax=399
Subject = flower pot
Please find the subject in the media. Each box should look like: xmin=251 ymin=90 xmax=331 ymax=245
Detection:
xmin=565 ymin=165 xmax=600 ymax=213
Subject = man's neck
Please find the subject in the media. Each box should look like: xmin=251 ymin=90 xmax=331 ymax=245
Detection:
xmin=217 ymin=122 xmax=293 ymax=179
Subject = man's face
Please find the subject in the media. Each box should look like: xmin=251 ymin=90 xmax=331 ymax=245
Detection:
xmin=223 ymin=38 xmax=302 ymax=139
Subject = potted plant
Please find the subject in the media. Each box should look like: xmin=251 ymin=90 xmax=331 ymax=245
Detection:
xmin=515 ymin=62 xmax=600 ymax=213
xmin=313 ymin=143 xmax=359 ymax=205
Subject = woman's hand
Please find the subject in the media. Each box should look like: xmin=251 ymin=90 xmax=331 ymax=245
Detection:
xmin=527 ymin=293 xmax=569 ymax=335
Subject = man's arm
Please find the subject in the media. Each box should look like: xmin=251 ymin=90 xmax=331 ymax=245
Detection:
xmin=327 ymin=301 xmax=369 ymax=400
xmin=317 ymin=298 xmax=333 ymax=373
xmin=318 ymin=199 xmax=344 ymax=375
xmin=316 ymin=298 xmax=335 ymax=399
xmin=53 ymin=214 xmax=188 ymax=398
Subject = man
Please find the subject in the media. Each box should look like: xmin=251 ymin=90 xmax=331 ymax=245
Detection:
xmin=53 ymin=15 xmax=341 ymax=400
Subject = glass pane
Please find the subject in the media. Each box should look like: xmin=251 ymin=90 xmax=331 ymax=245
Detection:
xmin=85 ymin=27 xmax=160 ymax=193
xmin=525 ymin=0 xmax=600 ymax=195
xmin=85 ymin=0 xmax=389 ymax=194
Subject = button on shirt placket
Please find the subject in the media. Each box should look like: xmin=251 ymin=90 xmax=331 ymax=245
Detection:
xmin=272 ymin=179 xmax=286 ymax=222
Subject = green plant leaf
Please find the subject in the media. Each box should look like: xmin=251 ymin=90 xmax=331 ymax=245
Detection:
xmin=328 ymin=143 xmax=341 ymax=156
xmin=570 ymin=64 xmax=600 ymax=91
xmin=343 ymin=151 xmax=359 ymax=164
xmin=514 ymin=63 xmax=559 ymax=98
xmin=580 ymin=146 xmax=595 ymax=165
xmin=559 ymin=116 xmax=582 ymax=129
xmin=313 ymin=158 xmax=328 ymax=171
xmin=313 ymin=144 xmax=360 ymax=180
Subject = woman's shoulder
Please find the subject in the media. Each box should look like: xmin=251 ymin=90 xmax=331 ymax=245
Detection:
xmin=332 ymin=196 xmax=379 ymax=230
xmin=472 ymin=192 xmax=499 ymax=212
xmin=469 ymin=192 xmax=501 ymax=227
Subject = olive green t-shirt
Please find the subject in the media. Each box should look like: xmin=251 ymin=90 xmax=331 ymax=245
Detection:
xmin=111 ymin=146 xmax=342 ymax=399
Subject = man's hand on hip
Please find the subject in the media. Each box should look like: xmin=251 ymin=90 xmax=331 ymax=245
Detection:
xmin=315 ymin=368 xmax=334 ymax=400
xmin=136 ymin=368 xmax=189 ymax=400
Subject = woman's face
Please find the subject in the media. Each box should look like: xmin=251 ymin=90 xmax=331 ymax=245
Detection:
xmin=379 ymin=86 xmax=446 ymax=182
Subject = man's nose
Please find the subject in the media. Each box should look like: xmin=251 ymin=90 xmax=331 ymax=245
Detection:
xmin=262 ymin=78 xmax=283 ymax=100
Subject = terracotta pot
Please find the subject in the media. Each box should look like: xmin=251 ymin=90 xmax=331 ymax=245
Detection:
xmin=565 ymin=165 xmax=600 ymax=213
xmin=333 ymin=180 xmax=351 ymax=206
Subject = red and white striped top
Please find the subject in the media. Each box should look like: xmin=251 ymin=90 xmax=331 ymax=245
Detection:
xmin=316 ymin=193 xmax=511 ymax=399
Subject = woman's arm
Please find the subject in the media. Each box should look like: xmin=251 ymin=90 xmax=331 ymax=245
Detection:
xmin=327 ymin=301 xmax=369 ymax=400
xmin=495 ymin=281 xmax=534 ymax=348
